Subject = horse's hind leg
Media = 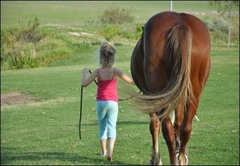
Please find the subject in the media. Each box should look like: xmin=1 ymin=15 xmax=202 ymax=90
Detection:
xmin=173 ymin=102 xmax=185 ymax=162
xmin=178 ymin=100 xmax=199 ymax=165
xmin=161 ymin=116 xmax=176 ymax=165
xmin=149 ymin=113 xmax=162 ymax=165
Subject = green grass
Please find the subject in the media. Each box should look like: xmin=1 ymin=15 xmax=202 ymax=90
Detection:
xmin=1 ymin=48 xmax=239 ymax=165
xmin=1 ymin=1 xmax=229 ymax=29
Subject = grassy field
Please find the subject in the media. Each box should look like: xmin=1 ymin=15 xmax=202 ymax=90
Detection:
xmin=1 ymin=1 xmax=216 ymax=29
xmin=1 ymin=47 xmax=239 ymax=165
xmin=1 ymin=1 xmax=239 ymax=165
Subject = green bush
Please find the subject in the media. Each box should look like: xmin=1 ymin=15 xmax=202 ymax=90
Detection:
xmin=1 ymin=18 xmax=79 ymax=70
xmin=17 ymin=17 xmax=42 ymax=43
xmin=121 ymin=23 xmax=143 ymax=39
xmin=1 ymin=17 xmax=44 ymax=70
xmin=98 ymin=25 xmax=121 ymax=41
xmin=97 ymin=23 xmax=143 ymax=41
xmin=99 ymin=3 xmax=134 ymax=24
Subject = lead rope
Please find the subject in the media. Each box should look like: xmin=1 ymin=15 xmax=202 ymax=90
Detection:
xmin=79 ymin=70 xmax=97 ymax=140
xmin=79 ymin=85 xmax=83 ymax=140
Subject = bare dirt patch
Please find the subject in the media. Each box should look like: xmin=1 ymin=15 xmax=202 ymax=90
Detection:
xmin=1 ymin=92 xmax=34 ymax=107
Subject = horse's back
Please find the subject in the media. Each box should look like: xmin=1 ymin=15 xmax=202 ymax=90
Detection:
xmin=144 ymin=11 xmax=211 ymax=63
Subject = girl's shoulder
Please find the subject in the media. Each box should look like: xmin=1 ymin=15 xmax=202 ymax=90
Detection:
xmin=113 ymin=67 xmax=120 ymax=72
xmin=90 ymin=68 xmax=99 ymax=77
xmin=114 ymin=68 xmax=123 ymax=75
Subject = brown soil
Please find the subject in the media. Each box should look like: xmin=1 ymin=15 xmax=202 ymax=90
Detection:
xmin=1 ymin=92 xmax=34 ymax=106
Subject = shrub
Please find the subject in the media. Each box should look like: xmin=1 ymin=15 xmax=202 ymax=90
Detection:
xmin=97 ymin=25 xmax=121 ymax=41
xmin=1 ymin=18 xmax=77 ymax=70
xmin=17 ymin=17 xmax=42 ymax=43
xmin=99 ymin=3 xmax=134 ymax=24
xmin=1 ymin=17 xmax=44 ymax=70
xmin=205 ymin=17 xmax=228 ymax=33
xmin=121 ymin=23 xmax=143 ymax=39
xmin=97 ymin=23 xmax=143 ymax=41
xmin=204 ymin=16 xmax=238 ymax=47
xmin=212 ymin=18 xmax=228 ymax=33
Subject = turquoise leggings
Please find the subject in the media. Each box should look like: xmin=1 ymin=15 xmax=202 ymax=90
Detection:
xmin=96 ymin=101 xmax=118 ymax=140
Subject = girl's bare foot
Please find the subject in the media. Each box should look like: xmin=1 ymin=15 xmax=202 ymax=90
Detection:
xmin=107 ymin=155 xmax=113 ymax=161
xmin=99 ymin=150 xmax=107 ymax=157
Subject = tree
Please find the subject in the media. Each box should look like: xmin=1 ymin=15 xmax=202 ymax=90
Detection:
xmin=209 ymin=1 xmax=239 ymax=48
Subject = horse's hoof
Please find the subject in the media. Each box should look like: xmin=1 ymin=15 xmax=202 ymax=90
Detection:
xmin=185 ymin=154 xmax=188 ymax=165
xmin=176 ymin=151 xmax=188 ymax=165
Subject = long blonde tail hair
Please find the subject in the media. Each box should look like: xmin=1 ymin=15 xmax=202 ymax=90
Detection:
xmin=133 ymin=24 xmax=193 ymax=119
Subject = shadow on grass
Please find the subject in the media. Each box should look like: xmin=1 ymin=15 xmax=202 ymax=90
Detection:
xmin=117 ymin=120 xmax=149 ymax=125
xmin=79 ymin=120 xmax=149 ymax=127
xmin=1 ymin=147 xmax=126 ymax=165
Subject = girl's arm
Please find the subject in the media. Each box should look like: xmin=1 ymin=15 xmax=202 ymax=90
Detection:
xmin=82 ymin=68 xmax=98 ymax=87
xmin=115 ymin=68 xmax=134 ymax=85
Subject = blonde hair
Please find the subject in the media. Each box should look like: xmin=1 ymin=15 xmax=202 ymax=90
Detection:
xmin=98 ymin=41 xmax=116 ymax=67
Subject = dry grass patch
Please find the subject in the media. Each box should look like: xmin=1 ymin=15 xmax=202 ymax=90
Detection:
xmin=1 ymin=92 xmax=34 ymax=107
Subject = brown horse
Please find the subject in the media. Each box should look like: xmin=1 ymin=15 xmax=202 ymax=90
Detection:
xmin=130 ymin=11 xmax=211 ymax=165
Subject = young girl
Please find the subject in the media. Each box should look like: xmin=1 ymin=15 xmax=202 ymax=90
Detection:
xmin=81 ymin=41 xmax=134 ymax=161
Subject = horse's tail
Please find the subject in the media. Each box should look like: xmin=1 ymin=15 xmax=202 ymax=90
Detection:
xmin=133 ymin=23 xmax=193 ymax=119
